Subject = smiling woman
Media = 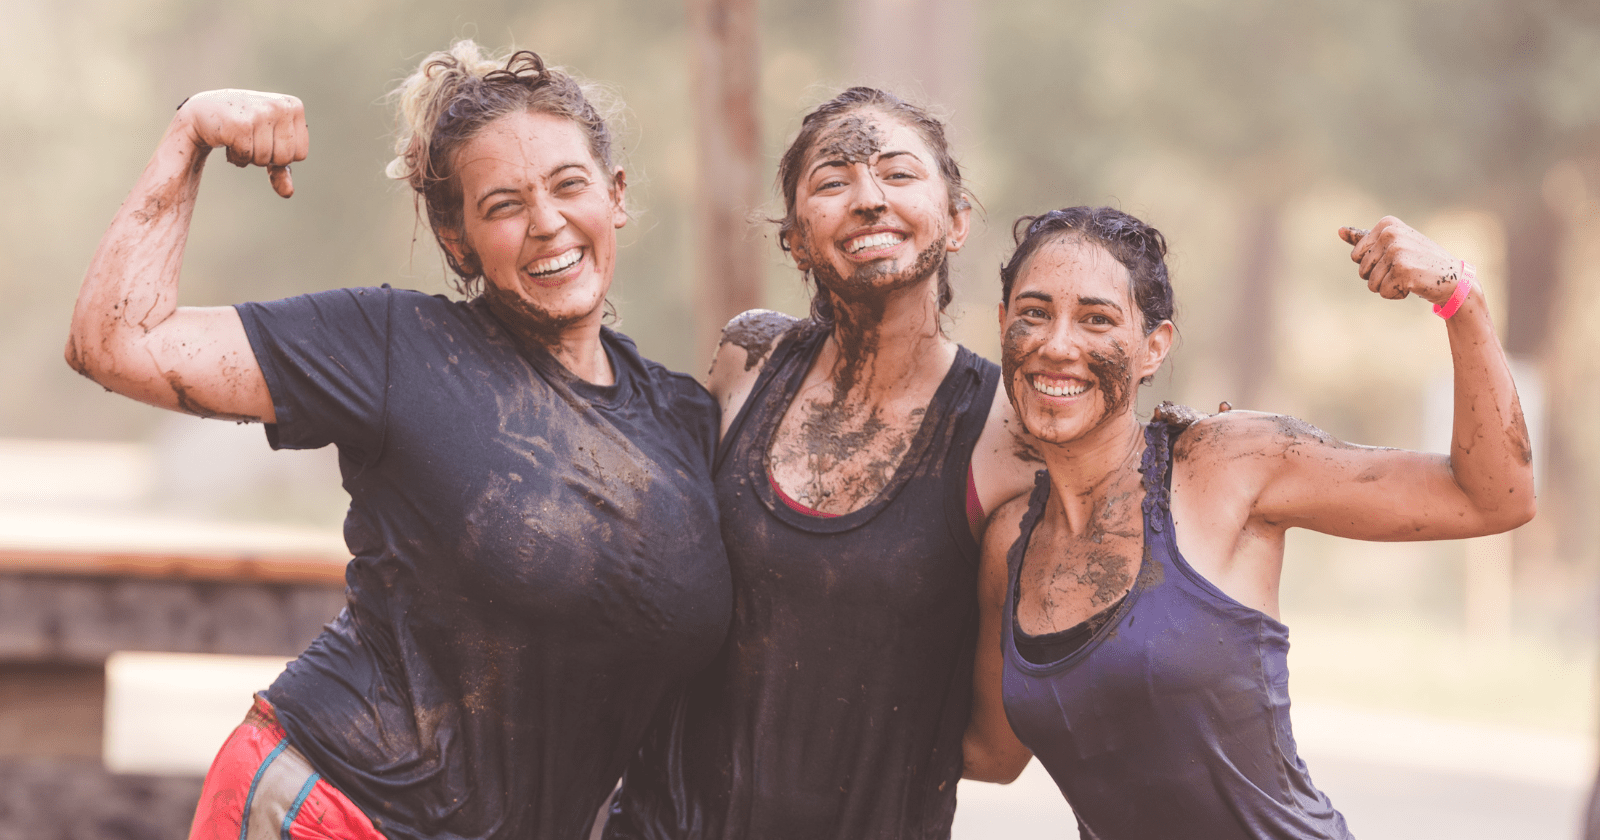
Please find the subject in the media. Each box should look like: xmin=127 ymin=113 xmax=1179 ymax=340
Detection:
xmin=963 ymin=206 xmax=1536 ymax=840
xmin=606 ymin=88 xmax=1045 ymax=840
xmin=65 ymin=40 xmax=731 ymax=840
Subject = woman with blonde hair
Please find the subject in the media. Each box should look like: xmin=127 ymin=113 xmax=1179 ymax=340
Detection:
xmin=68 ymin=42 xmax=731 ymax=840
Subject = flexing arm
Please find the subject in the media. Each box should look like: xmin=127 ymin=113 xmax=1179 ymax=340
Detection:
xmin=66 ymin=90 xmax=309 ymax=422
xmin=962 ymin=497 xmax=1033 ymax=783
xmin=1184 ymin=217 xmax=1535 ymax=543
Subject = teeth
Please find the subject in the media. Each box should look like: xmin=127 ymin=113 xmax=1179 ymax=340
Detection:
xmin=1031 ymin=376 xmax=1089 ymax=398
xmin=528 ymin=249 xmax=581 ymax=276
xmin=846 ymin=232 xmax=905 ymax=254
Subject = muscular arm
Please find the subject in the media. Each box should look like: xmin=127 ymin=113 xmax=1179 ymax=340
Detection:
xmin=962 ymin=496 xmax=1033 ymax=783
xmin=66 ymin=90 xmax=308 ymax=422
xmin=1183 ymin=217 xmax=1535 ymax=545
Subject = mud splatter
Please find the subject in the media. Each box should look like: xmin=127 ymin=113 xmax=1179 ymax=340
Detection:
xmin=1507 ymin=397 xmax=1533 ymax=466
xmin=814 ymin=114 xmax=884 ymax=165
xmin=1272 ymin=415 xmax=1352 ymax=450
xmin=999 ymin=318 xmax=1038 ymax=408
xmin=163 ymin=370 xmax=257 ymax=422
xmin=1086 ymin=341 xmax=1133 ymax=424
xmin=1152 ymin=401 xmax=1207 ymax=431
xmin=722 ymin=311 xmax=796 ymax=372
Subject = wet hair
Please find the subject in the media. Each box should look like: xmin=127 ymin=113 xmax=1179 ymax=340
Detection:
xmin=774 ymin=87 xmax=970 ymax=327
xmin=1000 ymin=206 xmax=1175 ymax=336
xmin=387 ymin=41 xmax=621 ymax=296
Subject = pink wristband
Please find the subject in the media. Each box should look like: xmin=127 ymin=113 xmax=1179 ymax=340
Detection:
xmin=1433 ymin=260 xmax=1474 ymax=319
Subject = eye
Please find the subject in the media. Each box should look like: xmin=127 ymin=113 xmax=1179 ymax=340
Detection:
xmin=485 ymin=199 xmax=519 ymax=217
xmin=1083 ymin=312 xmax=1117 ymax=329
xmin=556 ymin=176 xmax=589 ymax=193
xmin=1020 ymin=305 xmax=1049 ymax=320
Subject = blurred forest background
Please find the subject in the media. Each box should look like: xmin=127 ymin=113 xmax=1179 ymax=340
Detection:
xmin=4 ymin=0 xmax=1600 ymax=828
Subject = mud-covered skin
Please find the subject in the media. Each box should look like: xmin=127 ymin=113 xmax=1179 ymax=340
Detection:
xmin=1016 ymin=467 xmax=1145 ymax=635
xmin=1086 ymin=342 xmax=1132 ymax=426
xmin=717 ymin=309 xmax=797 ymax=373
xmin=814 ymin=113 xmax=884 ymax=164
xmin=764 ymin=112 xmax=963 ymax=515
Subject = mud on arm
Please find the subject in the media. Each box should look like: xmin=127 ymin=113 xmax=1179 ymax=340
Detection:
xmin=1237 ymin=218 xmax=1535 ymax=540
xmin=66 ymin=90 xmax=308 ymax=422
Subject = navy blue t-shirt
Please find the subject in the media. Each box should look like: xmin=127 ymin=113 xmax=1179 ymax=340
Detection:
xmin=236 ymin=287 xmax=732 ymax=840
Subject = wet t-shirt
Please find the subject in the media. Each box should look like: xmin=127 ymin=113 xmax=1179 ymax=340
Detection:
xmin=607 ymin=322 xmax=998 ymax=840
xmin=236 ymin=287 xmax=732 ymax=840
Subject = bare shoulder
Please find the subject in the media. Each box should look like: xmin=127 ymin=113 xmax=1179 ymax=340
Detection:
xmin=706 ymin=309 xmax=800 ymax=392
xmin=983 ymin=489 xmax=1035 ymax=559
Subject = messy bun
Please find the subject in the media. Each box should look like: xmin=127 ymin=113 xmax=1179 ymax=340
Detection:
xmin=387 ymin=41 xmax=622 ymax=295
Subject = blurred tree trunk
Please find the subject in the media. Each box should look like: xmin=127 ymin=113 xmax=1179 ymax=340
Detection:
xmin=849 ymin=0 xmax=975 ymax=117
xmin=687 ymin=0 xmax=764 ymax=360
xmin=1224 ymin=201 xmax=1284 ymax=410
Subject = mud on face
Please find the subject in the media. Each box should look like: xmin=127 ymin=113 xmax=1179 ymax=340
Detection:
xmin=813 ymin=114 xmax=884 ymax=165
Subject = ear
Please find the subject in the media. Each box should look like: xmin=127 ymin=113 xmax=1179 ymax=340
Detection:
xmin=996 ymin=299 xmax=1006 ymax=331
xmin=438 ymin=226 xmax=479 ymax=275
xmin=947 ymin=198 xmax=973 ymax=252
xmin=1138 ymin=320 xmax=1175 ymax=381
xmin=610 ymin=168 xmax=629 ymax=229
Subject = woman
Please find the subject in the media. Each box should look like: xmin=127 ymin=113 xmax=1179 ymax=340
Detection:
xmin=962 ymin=207 xmax=1535 ymax=838
xmin=606 ymin=88 xmax=1042 ymax=840
xmin=67 ymin=43 xmax=731 ymax=840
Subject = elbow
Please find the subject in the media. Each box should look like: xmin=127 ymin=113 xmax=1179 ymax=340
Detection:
xmin=63 ymin=333 xmax=93 ymax=379
xmin=961 ymin=736 xmax=1030 ymax=784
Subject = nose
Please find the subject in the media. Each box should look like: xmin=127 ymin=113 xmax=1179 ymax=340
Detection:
xmin=1037 ymin=319 xmax=1082 ymax=363
xmin=527 ymin=198 xmax=565 ymax=238
xmin=846 ymin=166 xmax=888 ymax=217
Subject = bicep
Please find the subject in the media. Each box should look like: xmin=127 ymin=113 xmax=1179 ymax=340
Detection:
xmin=105 ymin=306 xmax=273 ymax=422
xmin=1249 ymin=426 xmax=1500 ymax=541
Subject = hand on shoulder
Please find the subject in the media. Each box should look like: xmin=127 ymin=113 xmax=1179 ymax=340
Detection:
xmin=705 ymin=309 xmax=802 ymax=432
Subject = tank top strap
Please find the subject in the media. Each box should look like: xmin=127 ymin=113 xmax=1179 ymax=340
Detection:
xmin=1139 ymin=420 xmax=1175 ymax=536
xmin=1003 ymin=470 xmax=1053 ymax=624
xmin=713 ymin=321 xmax=827 ymax=472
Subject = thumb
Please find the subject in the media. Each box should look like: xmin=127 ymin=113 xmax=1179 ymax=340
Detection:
xmin=269 ymin=165 xmax=294 ymax=198
xmin=1338 ymin=226 xmax=1368 ymax=247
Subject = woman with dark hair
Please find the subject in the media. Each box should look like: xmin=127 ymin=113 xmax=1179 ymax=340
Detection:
xmin=67 ymin=42 xmax=731 ymax=840
xmin=963 ymin=207 xmax=1535 ymax=838
xmin=606 ymin=88 xmax=1043 ymax=840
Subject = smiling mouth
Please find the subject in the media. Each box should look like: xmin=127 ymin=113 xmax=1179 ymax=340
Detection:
xmin=1030 ymin=375 xmax=1090 ymax=398
xmin=527 ymin=248 xmax=583 ymax=278
xmin=844 ymin=231 xmax=906 ymax=255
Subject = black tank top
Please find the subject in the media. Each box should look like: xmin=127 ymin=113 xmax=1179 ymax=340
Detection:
xmin=607 ymin=322 xmax=999 ymax=840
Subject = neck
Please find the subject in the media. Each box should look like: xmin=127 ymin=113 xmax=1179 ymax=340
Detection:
xmin=484 ymin=295 xmax=613 ymax=386
xmin=1038 ymin=413 xmax=1146 ymax=535
xmin=816 ymin=276 xmax=953 ymax=402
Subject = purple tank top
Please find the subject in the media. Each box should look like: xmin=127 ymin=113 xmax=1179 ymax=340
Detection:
xmin=1000 ymin=421 xmax=1353 ymax=840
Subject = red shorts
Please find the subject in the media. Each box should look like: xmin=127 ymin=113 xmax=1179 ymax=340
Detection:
xmin=189 ymin=696 xmax=386 ymax=840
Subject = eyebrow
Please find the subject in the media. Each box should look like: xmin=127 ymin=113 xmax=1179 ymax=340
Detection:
xmin=474 ymin=162 xmax=591 ymax=209
xmin=1014 ymin=290 xmax=1052 ymax=303
xmin=807 ymin=149 xmax=922 ymax=179
xmin=1078 ymin=295 xmax=1125 ymax=312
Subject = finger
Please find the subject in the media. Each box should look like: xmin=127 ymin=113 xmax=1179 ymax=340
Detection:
xmin=252 ymin=113 xmax=275 ymax=167
xmin=1218 ymin=401 xmax=1232 ymax=413
xmin=1358 ymin=241 xmax=1382 ymax=282
xmin=269 ymin=165 xmax=295 ymax=198
xmin=271 ymin=110 xmax=298 ymax=167
xmin=1338 ymin=226 xmax=1369 ymax=247
xmin=292 ymin=101 xmax=309 ymax=162
xmin=225 ymin=131 xmax=252 ymax=167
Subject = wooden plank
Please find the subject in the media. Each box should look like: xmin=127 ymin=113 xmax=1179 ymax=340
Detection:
xmin=0 ymin=548 xmax=346 ymax=586
xmin=0 ymin=574 xmax=345 ymax=662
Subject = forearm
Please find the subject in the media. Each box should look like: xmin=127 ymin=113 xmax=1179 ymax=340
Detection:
xmin=68 ymin=120 xmax=210 ymax=388
xmin=1444 ymin=284 xmax=1536 ymax=525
